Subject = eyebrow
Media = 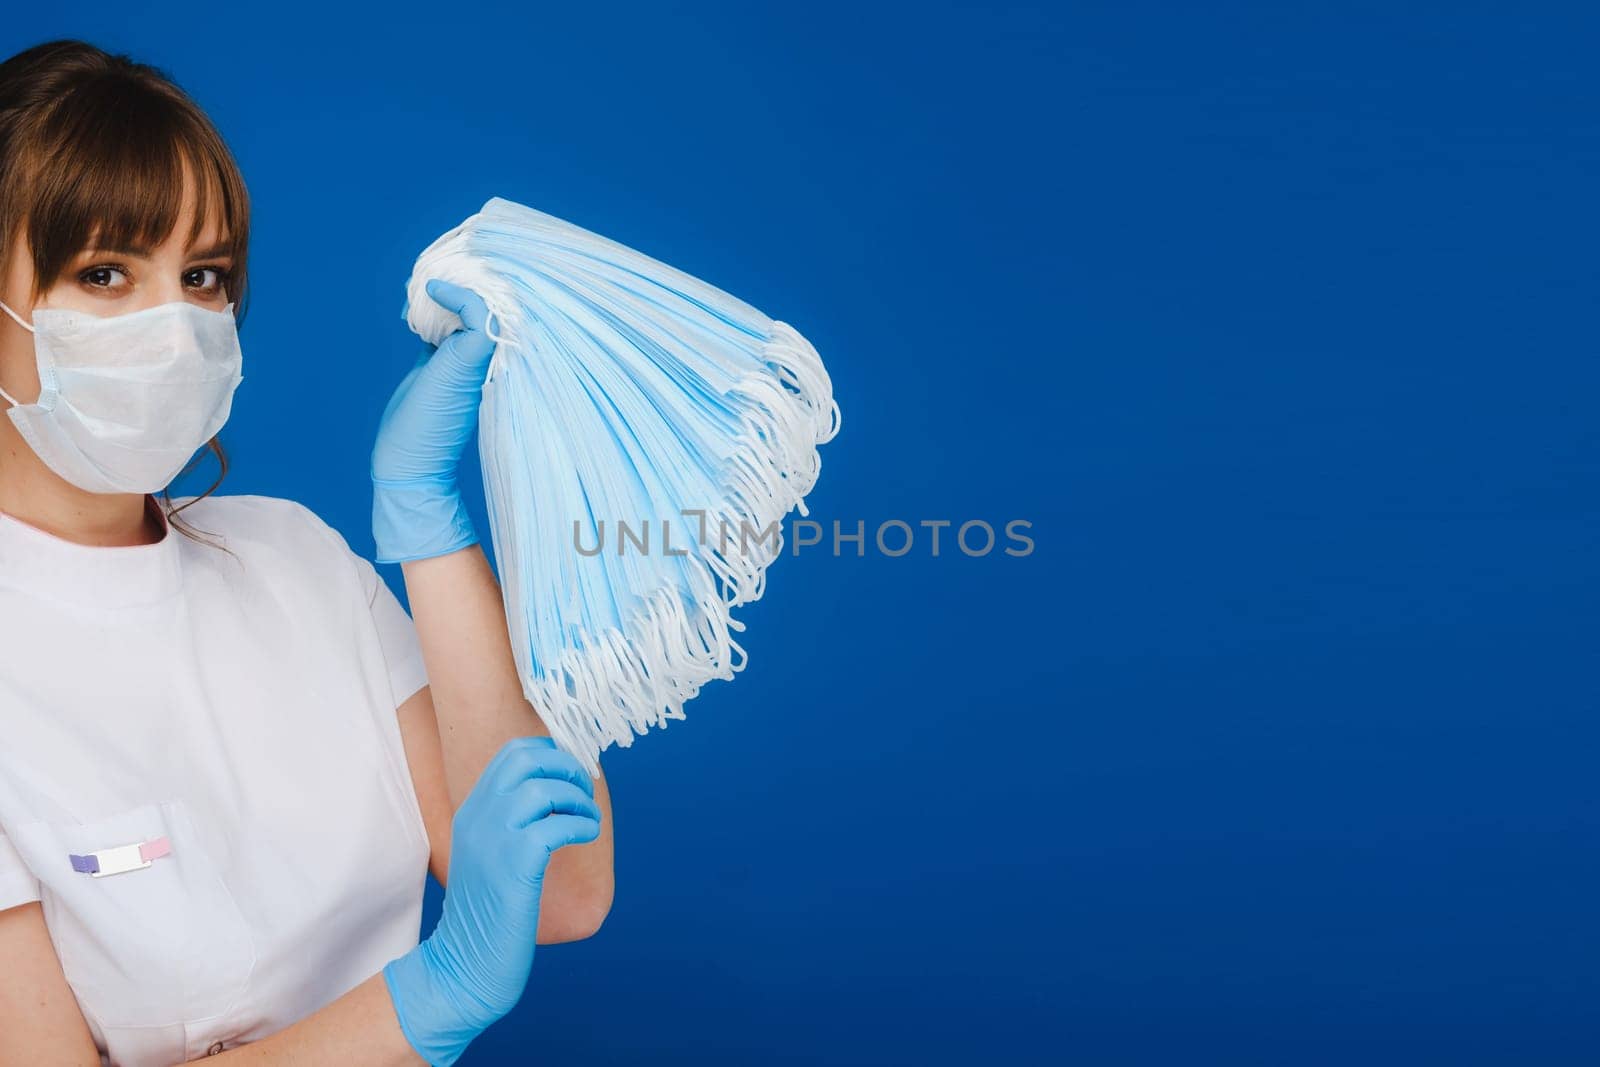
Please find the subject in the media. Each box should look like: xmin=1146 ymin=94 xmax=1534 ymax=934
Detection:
xmin=83 ymin=241 xmax=234 ymax=261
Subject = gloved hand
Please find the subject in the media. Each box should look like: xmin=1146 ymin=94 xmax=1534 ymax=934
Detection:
xmin=382 ymin=736 xmax=601 ymax=1066
xmin=371 ymin=278 xmax=498 ymax=564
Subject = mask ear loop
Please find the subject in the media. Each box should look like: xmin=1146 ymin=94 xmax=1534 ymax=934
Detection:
xmin=483 ymin=302 xmax=509 ymax=383
xmin=484 ymin=306 xmax=507 ymax=346
xmin=0 ymin=299 xmax=35 ymax=334
xmin=0 ymin=299 xmax=35 ymax=408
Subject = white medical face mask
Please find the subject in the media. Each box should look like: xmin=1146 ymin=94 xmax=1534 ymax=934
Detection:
xmin=0 ymin=298 xmax=244 ymax=494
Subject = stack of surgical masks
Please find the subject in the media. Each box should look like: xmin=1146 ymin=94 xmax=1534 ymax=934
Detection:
xmin=403 ymin=197 xmax=841 ymax=775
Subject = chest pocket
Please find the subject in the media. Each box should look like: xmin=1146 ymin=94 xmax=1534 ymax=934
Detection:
xmin=10 ymin=800 xmax=257 ymax=1030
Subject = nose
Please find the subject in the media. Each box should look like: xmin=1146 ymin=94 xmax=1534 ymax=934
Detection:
xmin=144 ymin=277 xmax=194 ymax=311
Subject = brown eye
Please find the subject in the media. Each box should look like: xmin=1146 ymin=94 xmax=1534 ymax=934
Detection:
xmin=80 ymin=265 xmax=128 ymax=289
xmin=185 ymin=267 xmax=231 ymax=295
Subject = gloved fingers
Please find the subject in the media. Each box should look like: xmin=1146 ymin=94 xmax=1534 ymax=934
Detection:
xmin=489 ymin=736 xmax=597 ymax=799
xmin=419 ymin=285 xmax=497 ymax=390
xmin=429 ymin=329 xmax=495 ymax=389
xmin=479 ymin=735 xmax=558 ymax=795
xmin=425 ymin=278 xmax=489 ymax=333
xmin=522 ymin=814 xmax=603 ymax=861
xmin=393 ymin=278 xmax=492 ymax=395
xmin=504 ymin=777 xmax=601 ymax=829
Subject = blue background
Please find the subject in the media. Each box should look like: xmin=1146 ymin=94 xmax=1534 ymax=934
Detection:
xmin=7 ymin=2 xmax=1598 ymax=1064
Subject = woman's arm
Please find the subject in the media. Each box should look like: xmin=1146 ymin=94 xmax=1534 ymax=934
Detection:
xmin=0 ymin=902 xmax=101 ymax=1066
xmin=370 ymin=278 xmax=613 ymax=940
xmin=400 ymin=544 xmax=615 ymax=940
xmin=180 ymin=972 xmax=421 ymax=1065
xmin=0 ymin=902 xmax=421 ymax=1067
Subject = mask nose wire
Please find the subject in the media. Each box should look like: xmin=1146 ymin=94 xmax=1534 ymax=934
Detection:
xmin=0 ymin=299 xmax=35 ymax=408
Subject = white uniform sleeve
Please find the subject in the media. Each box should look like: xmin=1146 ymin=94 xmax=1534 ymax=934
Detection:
xmin=0 ymin=830 xmax=41 ymax=911
xmin=290 ymin=500 xmax=430 ymax=711
xmin=353 ymin=551 xmax=431 ymax=709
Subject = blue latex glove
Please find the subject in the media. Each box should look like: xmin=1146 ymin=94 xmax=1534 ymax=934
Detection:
xmin=382 ymin=736 xmax=601 ymax=1066
xmin=371 ymin=278 xmax=498 ymax=564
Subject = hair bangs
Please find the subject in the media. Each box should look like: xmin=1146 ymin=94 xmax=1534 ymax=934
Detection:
xmin=17 ymin=66 xmax=250 ymax=310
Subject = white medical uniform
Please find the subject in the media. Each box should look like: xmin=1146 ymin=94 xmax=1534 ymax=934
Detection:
xmin=0 ymin=492 xmax=433 ymax=1066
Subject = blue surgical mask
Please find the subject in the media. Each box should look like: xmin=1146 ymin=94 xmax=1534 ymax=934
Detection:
xmin=402 ymin=196 xmax=840 ymax=775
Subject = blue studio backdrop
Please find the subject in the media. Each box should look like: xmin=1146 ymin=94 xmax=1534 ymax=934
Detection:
xmin=6 ymin=3 xmax=1597 ymax=1064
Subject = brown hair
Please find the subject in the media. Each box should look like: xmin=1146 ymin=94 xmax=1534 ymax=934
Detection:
xmin=0 ymin=38 xmax=251 ymax=549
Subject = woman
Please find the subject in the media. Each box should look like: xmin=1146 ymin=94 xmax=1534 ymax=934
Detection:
xmin=0 ymin=39 xmax=615 ymax=1067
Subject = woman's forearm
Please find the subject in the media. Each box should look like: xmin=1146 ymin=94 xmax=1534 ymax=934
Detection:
xmin=400 ymin=544 xmax=541 ymax=804
xmin=400 ymin=544 xmax=615 ymax=935
xmin=181 ymin=972 xmax=421 ymax=1065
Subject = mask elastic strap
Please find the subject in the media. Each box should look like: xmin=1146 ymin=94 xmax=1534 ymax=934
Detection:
xmin=0 ymin=300 xmax=33 ymax=407
xmin=484 ymin=306 xmax=507 ymax=346
xmin=0 ymin=299 xmax=35 ymax=334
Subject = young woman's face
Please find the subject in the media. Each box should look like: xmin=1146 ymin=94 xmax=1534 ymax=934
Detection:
xmin=0 ymin=166 xmax=234 ymax=406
